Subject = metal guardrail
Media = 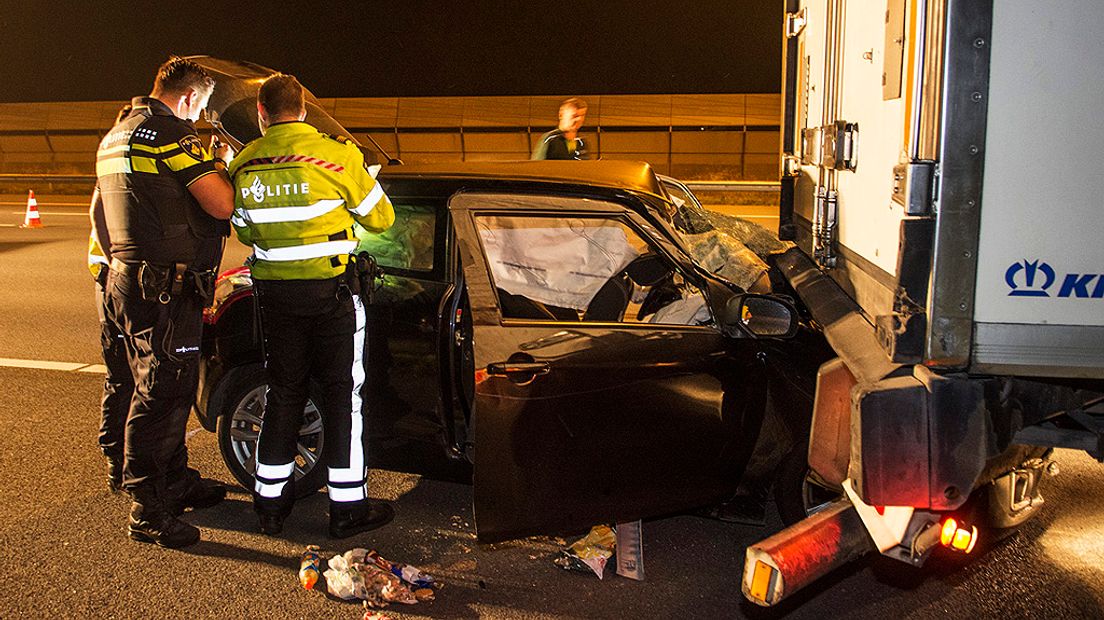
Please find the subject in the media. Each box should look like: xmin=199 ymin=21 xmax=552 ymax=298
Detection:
xmin=684 ymin=180 xmax=780 ymax=193
xmin=0 ymin=173 xmax=95 ymax=182
xmin=1 ymin=173 xmax=781 ymax=189
xmin=0 ymin=174 xmax=782 ymax=206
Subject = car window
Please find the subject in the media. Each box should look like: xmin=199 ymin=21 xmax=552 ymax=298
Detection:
xmin=354 ymin=201 xmax=436 ymax=272
xmin=475 ymin=214 xmax=713 ymax=326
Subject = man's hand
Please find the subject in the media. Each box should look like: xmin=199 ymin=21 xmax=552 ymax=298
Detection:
xmin=211 ymin=135 xmax=235 ymax=165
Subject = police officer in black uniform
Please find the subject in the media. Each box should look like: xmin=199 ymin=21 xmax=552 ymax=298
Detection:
xmin=96 ymin=57 xmax=235 ymax=548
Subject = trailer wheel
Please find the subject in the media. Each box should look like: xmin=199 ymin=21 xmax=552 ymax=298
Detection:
xmin=775 ymin=442 xmax=843 ymax=526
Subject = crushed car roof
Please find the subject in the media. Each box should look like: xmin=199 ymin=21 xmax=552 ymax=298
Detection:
xmin=378 ymin=160 xmax=666 ymax=199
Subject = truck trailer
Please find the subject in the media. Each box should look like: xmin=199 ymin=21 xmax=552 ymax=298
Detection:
xmin=743 ymin=0 xmax=1104 ymax=606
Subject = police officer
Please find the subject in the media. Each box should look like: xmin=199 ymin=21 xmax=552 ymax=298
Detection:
xmin=229 ymin=73 xmax=395 ymax=538
xmin=96 ymin=57 xmax=235 ymax=548
xmin=531 ymin=97 xmax=589 ymax=160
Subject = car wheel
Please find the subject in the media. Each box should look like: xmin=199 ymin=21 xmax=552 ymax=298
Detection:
xmin=774 ymin=442 xmax=844 ymax=526
xmin=214 ymin=365 xmax=327 ymax=498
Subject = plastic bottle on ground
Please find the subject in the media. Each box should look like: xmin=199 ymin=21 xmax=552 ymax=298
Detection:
xmin=299 ymin=545 xmax=322 ymax=590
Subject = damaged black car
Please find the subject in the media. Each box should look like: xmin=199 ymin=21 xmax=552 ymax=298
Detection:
xmin=190 ymin=57 xmax=834 ymax=542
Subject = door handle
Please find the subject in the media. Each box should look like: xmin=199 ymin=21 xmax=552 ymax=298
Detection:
xmin=486 ymin=357 xmax=551 ymax=385
xmin=486 ymin=361 xmax=551 ymax=375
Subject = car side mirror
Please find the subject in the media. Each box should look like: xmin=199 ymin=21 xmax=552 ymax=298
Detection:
xmin=723 ymin=294 xmax=798 ymax=338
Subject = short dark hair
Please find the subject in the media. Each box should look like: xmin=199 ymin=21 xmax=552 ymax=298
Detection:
xmin=258 ymin=73 xmax=305 ymax=118
xmin=152 ymin=57 xmax=215 ymax=96
xmin=561 ymin=97 xmax=588 ymax=112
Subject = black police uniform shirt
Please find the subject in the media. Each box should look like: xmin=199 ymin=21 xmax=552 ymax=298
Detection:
xmin=95 ymin=96 xmax=229 ymax=271
xmin=532 ymin=129 xmax=588 ymax=160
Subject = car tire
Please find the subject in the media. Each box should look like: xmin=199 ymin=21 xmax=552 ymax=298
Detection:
xmin=214 ymin=364 xmax=327 ymax=498
xmin=774 ymin=441 xmax=844 ymax=526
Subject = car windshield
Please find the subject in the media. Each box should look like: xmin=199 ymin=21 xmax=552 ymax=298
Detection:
xmin=656 ymin=176 xmax=788 ymax=293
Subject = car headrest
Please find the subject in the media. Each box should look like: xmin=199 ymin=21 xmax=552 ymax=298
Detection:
xmin=625 ymin=254 xmax=669 ymax=287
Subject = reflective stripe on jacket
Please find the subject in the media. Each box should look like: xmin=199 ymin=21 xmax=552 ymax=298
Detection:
xmin=229 ymin=122 xmax=394 ymax=280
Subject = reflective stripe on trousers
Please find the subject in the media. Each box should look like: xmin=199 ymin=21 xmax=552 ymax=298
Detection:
xmin=252 ymin=277 xmax=368 ymax=508
xmin=328 ymin=294 xmax=366 ymax=503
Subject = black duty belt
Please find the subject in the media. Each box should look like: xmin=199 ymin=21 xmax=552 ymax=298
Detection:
xmin=110 ymin=258 xmax=217 ymax=303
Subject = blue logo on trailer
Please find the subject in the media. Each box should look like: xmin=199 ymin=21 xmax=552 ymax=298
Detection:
xmin=1005 ymin=260 xmax=1055 ymax=297
xmin=1006 ymin=260 xmax=1104 ymax=298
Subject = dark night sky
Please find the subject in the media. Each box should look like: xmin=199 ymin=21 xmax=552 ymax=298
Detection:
xmin=0 ymin=1 xmax=781 ymax=103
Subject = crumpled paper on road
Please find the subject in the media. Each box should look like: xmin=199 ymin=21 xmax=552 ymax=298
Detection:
xmin=324 ymin=548 xmax=423 ymax=607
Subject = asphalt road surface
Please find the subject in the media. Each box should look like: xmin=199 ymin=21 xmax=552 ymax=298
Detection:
xmin=0 ymin=194 xmax=1101 ymax=619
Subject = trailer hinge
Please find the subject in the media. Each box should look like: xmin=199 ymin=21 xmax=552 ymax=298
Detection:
xmin=786 ymin=8 xmax=807 ymax=38
xmin=802 ymin=121 xmax=859 ymax=172
xmin=891 ymin=161 xmax=935 ymax=215
xmin=813 ymin=187 xmax=838 ymax=269
xmin=782 ymin=154 xmax=801 ymax=176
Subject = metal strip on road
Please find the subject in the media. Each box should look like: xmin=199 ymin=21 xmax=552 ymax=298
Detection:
xmin=0 ymin=357 xmax=105 ymax=374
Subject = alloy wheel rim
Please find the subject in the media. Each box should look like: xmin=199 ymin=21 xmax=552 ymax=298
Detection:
xmin=229 ymin=385 xmax=324 ymax=480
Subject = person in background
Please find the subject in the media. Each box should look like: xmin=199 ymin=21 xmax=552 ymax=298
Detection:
xmin=229 ymin=73 xmax=396 ymax=539
xmin=531 ymin=97 xmax=588 ymax=160
xmin=95 ymin=57 xmax=235 ymax=548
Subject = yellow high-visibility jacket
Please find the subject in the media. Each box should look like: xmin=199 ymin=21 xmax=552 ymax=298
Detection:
xmin=229 ymin=121 xmax=394 ymax=280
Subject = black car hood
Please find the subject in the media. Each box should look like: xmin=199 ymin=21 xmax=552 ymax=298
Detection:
xmin=187 ymin=56 xmax=379 ymax=165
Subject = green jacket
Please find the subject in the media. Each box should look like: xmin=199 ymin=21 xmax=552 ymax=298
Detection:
xmin=229 ymin=121 xmax=394 ymax=280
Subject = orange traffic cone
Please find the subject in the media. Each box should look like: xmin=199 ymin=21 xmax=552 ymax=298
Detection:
xmin=20 ymin=190 xmax=43 ymax=228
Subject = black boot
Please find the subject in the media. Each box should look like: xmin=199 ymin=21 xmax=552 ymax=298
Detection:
xmin=128 ymin=492 xmax=200 ymax=549
xmin=167 ymin=468 xmax=227 ymax=516
xmin=329 ymin=501 xmax=394 ymax=539
xmin=254 ymin=477 xmax=295 ymax=537
xmin=106 ymin=457 xmax=123 ymax=494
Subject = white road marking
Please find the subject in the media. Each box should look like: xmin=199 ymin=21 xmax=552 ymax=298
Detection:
xmin=9 ymin=211 xmax=88 ymax=216
xmin=0 ymin=357 xmax=105 ymax=373
xmin=1 ymin=202 xmax=89 ymax=208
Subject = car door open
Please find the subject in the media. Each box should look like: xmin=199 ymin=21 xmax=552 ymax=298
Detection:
xmin=449 ymin=191 xmax=769 ymax=542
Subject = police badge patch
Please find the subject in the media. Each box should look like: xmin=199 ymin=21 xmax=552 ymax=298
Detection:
xmin=178 ymin=135 xmax=205 ymax=161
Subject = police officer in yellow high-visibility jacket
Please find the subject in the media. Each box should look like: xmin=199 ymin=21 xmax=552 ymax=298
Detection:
xmin=229 ymin=73 xmax=395 ymax=539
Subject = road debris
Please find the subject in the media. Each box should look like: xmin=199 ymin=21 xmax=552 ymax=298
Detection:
xmin=553 ymin=525 xmax=615 ymax=579
xmin=614 ymin=520 xmax=644 ymax=581
xmin=322 ymin=548 xmax=441 ymax=608
xmin=299 ymin=545 xmax=321 ymax=590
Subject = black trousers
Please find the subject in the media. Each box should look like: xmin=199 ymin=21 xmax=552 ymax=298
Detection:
xmin=252 ymin=277 xmax=368 ymax=514
xmin=95 ymin=280 xmax=135 ymax=463
xmin=103 ymin=268 xmax=204 ymax=503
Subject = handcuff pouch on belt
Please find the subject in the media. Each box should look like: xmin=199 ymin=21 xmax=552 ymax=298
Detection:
xmin=137 ymin=262 xmax=217 ymax=304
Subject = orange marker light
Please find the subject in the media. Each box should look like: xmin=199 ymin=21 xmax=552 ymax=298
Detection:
xmin=940 ymin=518 xmax=958 ymax=546
xmin=939 ymin=518 xmax=978 ymax=553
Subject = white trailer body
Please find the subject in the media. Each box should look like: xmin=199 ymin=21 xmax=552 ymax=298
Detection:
xmin=745 ymin=0 xmax=1104 ymax=606
xmin=783 ymin=0 xmax=1104 ymax=377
